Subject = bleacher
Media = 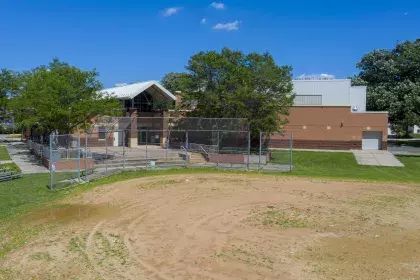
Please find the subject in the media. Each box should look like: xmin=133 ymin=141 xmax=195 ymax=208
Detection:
xmin=0 ymin=167 xmax=22 ymax=182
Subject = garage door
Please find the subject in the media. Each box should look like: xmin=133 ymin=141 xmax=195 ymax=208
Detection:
xmin=362 ymin=131 xmax=382 ymax=150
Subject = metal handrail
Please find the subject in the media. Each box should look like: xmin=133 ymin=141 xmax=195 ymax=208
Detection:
xmin=199 ymin=145 xmax=208 ymax=156
xmin=180 ymin=146 xmax=189 ymax=155
xmin=180 ymin=146 xmax=190 ymax=163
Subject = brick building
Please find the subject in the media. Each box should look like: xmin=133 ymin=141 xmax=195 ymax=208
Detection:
xmin=25 ymin=79 xmax=388 ymax=151
xmin=275 ymin=79 xmax=388 ymax=150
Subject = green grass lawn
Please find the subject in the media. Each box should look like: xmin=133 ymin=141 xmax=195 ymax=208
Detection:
xmin=271 ymin=151 xmax=420 ymax=183
xmin=0 ymin=146 xmax=11 ymax=161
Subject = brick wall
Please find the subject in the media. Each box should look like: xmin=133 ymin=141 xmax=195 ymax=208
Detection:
xmin=275 ymin=106 xmax=388 ymax=150
xmin=43 ymin=158 xmax=95 ymax=171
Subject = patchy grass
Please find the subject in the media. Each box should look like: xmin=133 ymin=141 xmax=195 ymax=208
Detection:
xmin=95 ymin=233 xmax=129 ymax=265
xmin=255 ymin=210 xmax=308 ymax=229
xmin=350 ymin=194 xmax=415 ymax=209
xmin=137 ymin=179 xmax=183 ymax=189
xmin=0 ymin=222 xmax=46 ymax=259
xmin=300 ymin=231 xmax=420 ymax=279
xmin=30 ymin=252 xmax=53 ymax=261
xmin=68 ymin=236 xmax=87 ymax=253
xmin=271 ymin=151 xmax=420 ymax=183
xmin=213 ymin=245 xmax=274 ymax=269
xmin=0 ymin=146 xmax=11 ymax=161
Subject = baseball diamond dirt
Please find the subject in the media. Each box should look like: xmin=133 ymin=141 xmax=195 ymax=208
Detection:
xmin=1 ymin=174 xmax=420 ymax=279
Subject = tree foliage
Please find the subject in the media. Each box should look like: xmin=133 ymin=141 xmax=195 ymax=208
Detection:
xmin=9 ymin=58 xmax=121 ymax=135
xmin=355 ymin=39 xmax=420 ymax=135
xmin=0 ymin=69 xmax=21 ymax=119
xmin=161 ymin=72 xmax=190 ymax=94
xmin=161 ymin=48 xmax=294 ymax=145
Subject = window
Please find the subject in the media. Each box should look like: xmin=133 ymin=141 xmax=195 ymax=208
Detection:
xmin=294 ymin=95 xmax=322 ymax=105
xmin=98 ymin=127 xmax=106 ymax=140
xmin=134 ymin=91 xmax=154 ymax=112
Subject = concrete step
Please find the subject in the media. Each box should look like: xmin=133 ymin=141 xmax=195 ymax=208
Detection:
xmin=188 ymin=152 xmax=208 ymax=164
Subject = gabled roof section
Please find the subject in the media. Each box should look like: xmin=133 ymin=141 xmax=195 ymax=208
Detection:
xmin=101 ymin=80 xmax=177 ymax=100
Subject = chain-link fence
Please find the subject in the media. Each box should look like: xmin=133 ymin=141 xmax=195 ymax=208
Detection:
xmin=260 ymin=132 xmax=294 ymax=172
xmin=49 ymin=134 xmax=83 ymax=190
xmin=46 ymin=118 xmax=293 ymax=190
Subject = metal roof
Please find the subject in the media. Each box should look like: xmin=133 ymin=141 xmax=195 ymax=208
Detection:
xmin=100 ymin=81 xmax=177 ymax=100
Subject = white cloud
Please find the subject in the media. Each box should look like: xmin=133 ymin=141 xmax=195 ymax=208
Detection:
xmin=213 ymin=20 xmax=241 ymax=31
xmin=210 ymin=2 xmax=226 ymax=9
xmin=296 ymin=74 xmax=335 ymax=80
xmin=320 ymin=73 xmax=335 ymax=79
xmin=201 ymin=18 xmax=207 ymax=24
xmin=162 ymin=7 xmax=182 ymax=17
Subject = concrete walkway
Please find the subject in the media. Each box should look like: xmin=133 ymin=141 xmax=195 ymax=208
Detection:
xmin=351 ymin=150 xmax=404 ymax=167
xmin=6 ymin=142 xmax=49 ymax=174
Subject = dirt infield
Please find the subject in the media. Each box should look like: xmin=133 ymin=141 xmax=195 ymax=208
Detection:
xmin=2 ymin=174 xmax=420 ymax=279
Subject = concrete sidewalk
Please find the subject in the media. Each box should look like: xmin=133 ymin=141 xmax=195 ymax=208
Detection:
xmin=6 ymin=142 xmax=49 ymax=174
xmin=351 ymin=150 xmax=404 ymax=167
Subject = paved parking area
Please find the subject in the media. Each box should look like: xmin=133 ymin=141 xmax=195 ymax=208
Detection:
xmin=351 ymin=150 xmax=404 ymax=167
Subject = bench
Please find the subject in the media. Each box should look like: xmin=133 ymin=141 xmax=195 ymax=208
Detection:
xmin=0 ymin=168 xmax=22 ymax=183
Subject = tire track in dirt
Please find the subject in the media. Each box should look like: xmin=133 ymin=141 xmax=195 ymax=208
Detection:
xmin=85 ymin=220 xmax=109 ymax=280
xmin=119 ymin=182 xmax=250 ymax=279
xmin=171 ymin=202 xmax=275 ymax=260
xmin=120 ymin=194 xmax=204 ymax=279
xmin=123 ymin=235 xmax=173 ymax=280
xmin=169 ymin=202 xmax=290 ymax=278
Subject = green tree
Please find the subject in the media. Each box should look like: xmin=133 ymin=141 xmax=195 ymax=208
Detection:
xmin=0 ymin=69 xmax=21 ymax=119
xmin=161 ymin=72 xmax=190 ymax=94
xmin=162 ymin=48 xmax=294 ymax=146
xmin=355 ymin=39 xmax=420 ymax=135
xmin=10 ymin=58 xmax=121 ymax=135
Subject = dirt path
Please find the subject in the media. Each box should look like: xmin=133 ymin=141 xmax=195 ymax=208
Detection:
xmin=2 ymin=174 xmax=420 ymax=279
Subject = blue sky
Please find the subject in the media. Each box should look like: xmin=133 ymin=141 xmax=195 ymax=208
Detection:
xmin=1 ymin=0 xmax=419 ymax=87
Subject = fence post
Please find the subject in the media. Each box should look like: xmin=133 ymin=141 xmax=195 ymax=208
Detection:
xmin=49 ymin=134 xmax=53 ymax=190
xmin=85 ymin=133 xmax=88 ymax=181
xmin=217 ymin=130 xmax=219 ymax=151
xmin=77 ymin=133 xmax=80 ymax=181
xmin=122 ymin=130 xmax=126 ymax=170
xmin=146 ymin=129 xmax=148 ymax=169
xmin=105 ymin=131 xmax=108 ymax=172
xmin=185 ymin=130 xmax=189 ymax=166
xmin=289 ymin=132 xmax=293 ymax=172
xmin=165 ymin=130 xmax=168 ymax=162
xmin=247 ymin=131 xmax=251 ymax=170
xmin=259 ymin=132 xmax=262 ymax=171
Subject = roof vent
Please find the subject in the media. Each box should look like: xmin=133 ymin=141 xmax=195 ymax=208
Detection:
xmin=352 ymin=106 xmax=359 ymax=112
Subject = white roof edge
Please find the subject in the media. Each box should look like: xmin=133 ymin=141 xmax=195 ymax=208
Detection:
xmin=292 ymin=79 xmax=351 ymax=82
xmin=101 ymin=81 xmax=177 ymax=101
xmin=150 ymin=80 xmax=177 ymax=100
